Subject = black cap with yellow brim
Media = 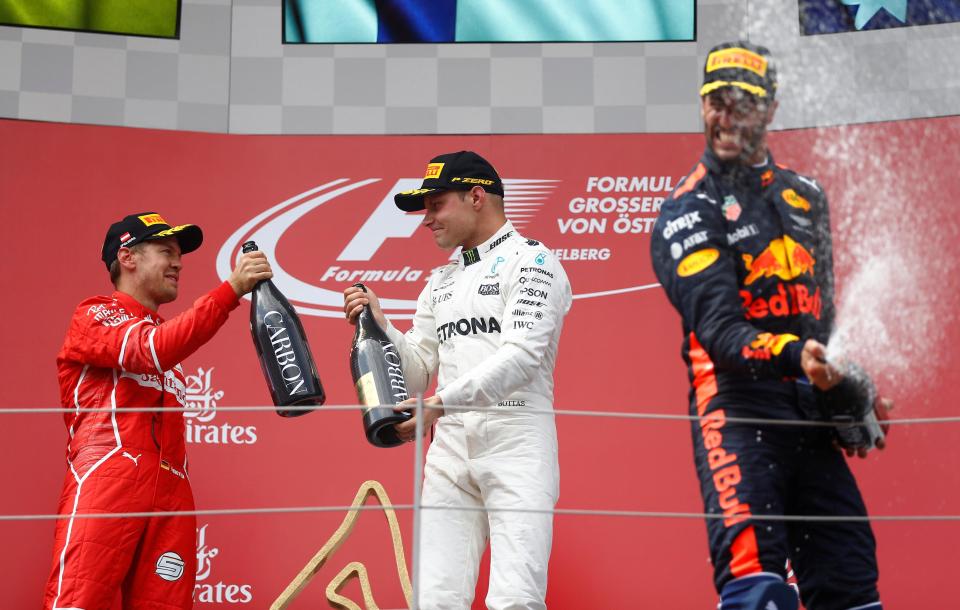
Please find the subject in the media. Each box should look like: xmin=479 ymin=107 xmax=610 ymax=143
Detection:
xmin=700 ymin=41 xmax=777 ymax=100
xmin=394 ymin=150 xmax=504 ymax=212
xmin=101 ymin=212 xmax=203 ymax=270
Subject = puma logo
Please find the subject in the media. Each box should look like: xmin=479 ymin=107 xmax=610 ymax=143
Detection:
xmin=122 ymin=451 xmax=142 ymax=466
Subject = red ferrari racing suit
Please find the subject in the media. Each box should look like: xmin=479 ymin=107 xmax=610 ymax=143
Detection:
xmin=43 ymin=282 xmax=239 ymax=610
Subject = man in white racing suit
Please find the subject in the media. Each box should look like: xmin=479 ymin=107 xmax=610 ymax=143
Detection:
xmin=343 ymin=150 xmax=571 ymax=610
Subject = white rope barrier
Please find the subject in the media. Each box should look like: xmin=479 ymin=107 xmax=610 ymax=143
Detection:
xmin=3 ymin=504 xmax=958 ymax=523
xmin=411 ymin=394 xmax=425 ymax=609
xmin=2 ymin=404 xmax=957 ymax=428
xmin=4 ymin=403 xmax=957 ymax=526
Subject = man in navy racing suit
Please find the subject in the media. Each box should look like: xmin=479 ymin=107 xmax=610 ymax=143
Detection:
xmin=343 ymin=151 xmax=572 ymax=610
xmin=650 ymin=42 xmax=887 ymax=610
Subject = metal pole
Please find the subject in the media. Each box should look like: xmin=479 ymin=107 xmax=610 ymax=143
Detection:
xmin=411 ymin=392 xmax=425 ymax=609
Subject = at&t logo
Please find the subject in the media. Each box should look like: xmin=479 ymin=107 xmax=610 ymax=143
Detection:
xmin=184 ymin=367 xmax=257 ymax=445
xmin=194 ymin=524 xmax=254 ymax=604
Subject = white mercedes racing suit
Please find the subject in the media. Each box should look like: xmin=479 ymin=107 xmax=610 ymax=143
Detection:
xmin=383 ymin=221 xmax=572 ymax=610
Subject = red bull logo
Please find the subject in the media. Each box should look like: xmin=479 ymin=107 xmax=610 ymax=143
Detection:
xmin=741 ymin=284 xmax=822 ymax=320
xmin=781 ymin=188 xmax=810 ymax=212
xmin=698 ymin=409 xmax=752 ymax=527
xmin=761 ymin=169 xmax=774 ymax=187
xmin=741 ymin=332 xmax=799 ymax=361
xmin=742 ymin=235 xmax=815 ymax=285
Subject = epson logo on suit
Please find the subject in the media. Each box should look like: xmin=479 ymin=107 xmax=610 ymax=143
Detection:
xmin=520 ymin=288 xmax=548 ymax=299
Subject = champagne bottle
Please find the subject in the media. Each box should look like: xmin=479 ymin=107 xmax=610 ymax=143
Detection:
xmin=243 ymin=241 xmax=325 ymax=416
xmin=349 ymin=283 xmax=412 ymax=448
xmin=816 ymin=361 xmax=885 ymax=450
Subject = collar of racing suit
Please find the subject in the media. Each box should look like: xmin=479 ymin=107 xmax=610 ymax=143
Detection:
xmin=112 ymin=290 xmax=164 ymax=325
xmin=459 ymin=220 xmax=516 ymax=268
xmin=701 ymin=147 xmax=775 ymax=190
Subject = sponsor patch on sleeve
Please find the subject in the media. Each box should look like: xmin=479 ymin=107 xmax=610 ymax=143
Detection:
xmin=741 ymin=332 xmax=799 ymax=360
xmin=677 ymin=248 xmax=719 ymax=277
xmin=781 ymin=188 xmax=811 ymax=212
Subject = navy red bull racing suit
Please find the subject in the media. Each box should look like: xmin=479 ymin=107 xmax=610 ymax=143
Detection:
xmin=650 ymin=148 xmax=880 ymax=610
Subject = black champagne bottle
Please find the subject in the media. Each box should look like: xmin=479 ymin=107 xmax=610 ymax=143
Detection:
xmin=349 ymin=283 xmax=412 ymax=447
xmin=243 ymin=241 xmax=325 ymax=416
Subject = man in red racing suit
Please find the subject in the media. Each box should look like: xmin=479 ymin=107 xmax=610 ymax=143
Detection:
xmin=43 ymin=212 xmax=271 ymax=610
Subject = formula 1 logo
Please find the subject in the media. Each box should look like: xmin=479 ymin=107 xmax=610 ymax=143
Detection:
xmin=217 ymin=178 xmax=553 ymax=319
xmin=217 ymin=172 xmax=670 ymax=318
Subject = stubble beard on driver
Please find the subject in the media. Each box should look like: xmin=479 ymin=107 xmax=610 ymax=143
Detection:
xmin=738 ymin=123 xmax=767 ymax=165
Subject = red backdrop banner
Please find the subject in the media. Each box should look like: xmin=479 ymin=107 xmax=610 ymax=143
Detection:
xmin=1 ymin=117 xmax=958 ymax=608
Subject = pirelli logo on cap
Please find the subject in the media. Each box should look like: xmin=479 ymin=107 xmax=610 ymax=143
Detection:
xmin=451 ymin=177 xmax=494 ymax=186
xmin=138 ymin=213 xmax=167 ymax=227
xmin=424 ymin=163 xmax=444 ymax=179
xmin=706 ymin=48 xmax=767 ymax=78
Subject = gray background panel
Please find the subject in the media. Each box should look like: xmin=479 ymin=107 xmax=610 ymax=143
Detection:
xmin=0 ymin=0 xmax=957 ymax=133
